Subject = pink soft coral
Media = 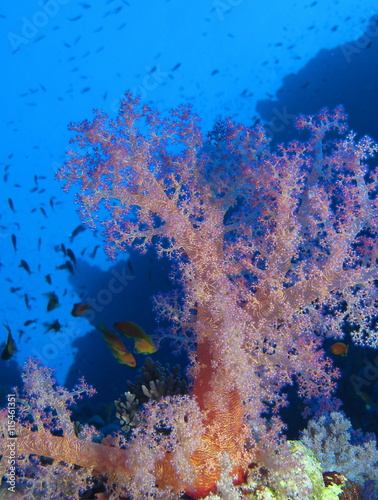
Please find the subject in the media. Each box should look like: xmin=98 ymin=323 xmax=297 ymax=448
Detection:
xmin=1 ymin=97 xmax=377 ymax=498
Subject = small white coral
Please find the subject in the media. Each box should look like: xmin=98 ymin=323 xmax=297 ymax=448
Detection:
xmin=300 ymin=411 xmax=378 ymax=485
xmin=213 ymin=453 xmax=243 ymax=500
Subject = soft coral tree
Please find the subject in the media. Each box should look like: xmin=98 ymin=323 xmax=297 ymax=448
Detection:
xmin=2 ymin=95 xmax=377 ymax=499
xmin=58 ymin=95 xmax=378 ymax=495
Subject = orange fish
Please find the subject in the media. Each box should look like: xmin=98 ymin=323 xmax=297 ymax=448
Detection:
xmin=330 ymin=342 xmax=348 ymax=356
xmin=97 ymin=323 xmax=136 ymax=367
xmin=71 ymin=302 xmax=91 ymax=317
xmin=114 ymin=321 xmax=157 ymax=355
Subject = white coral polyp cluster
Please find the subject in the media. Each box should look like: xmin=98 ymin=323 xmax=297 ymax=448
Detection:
xmin=300 ymin=411 xmax=378 ymax=485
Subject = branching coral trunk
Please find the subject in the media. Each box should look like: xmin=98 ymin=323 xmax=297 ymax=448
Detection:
xmin=15 ymin=429 xmax=131 ymax=478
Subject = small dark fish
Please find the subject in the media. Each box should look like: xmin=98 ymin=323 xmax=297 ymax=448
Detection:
xmin=38 ymin=237 xmax=42 ymax=251
xmin=81 ymin=87 xmax=90 ymax=93
xmin=70 ymin=225 xmax=86 ymax=242
xmin=65 ymin=260 xmax=75 ymax=275
xmin=24 ymin=319 xmax=37 ymax=326
xmin=66 ymin=248 xmax=76 ymax=266
xmin=8 ymin=198 xmax=15 ymax=212
xmin=71 ymin=302 xmax=91 ymax=317
xmin=11 ymin=234 xmax=17 ymax=252
xmin=24 ymin=293 xmax=31 ymax=310
xmin=172 ymin=63 xmax=181 ymax=71
xmin=90 ymin=245 xmax=100 ymax=258
xmin=40 ymin=207 xmax=47 ymax=218
xmin=69 ymin=15 xmax=83 ymax=21
xmin=49 ymin=197 xmax=55 ymax=211
xmin=45 ymin=274 xmax=52 ymax=285
xmin=19 ymin=259 xmax=32 ymax=274
xmin=44 ymin=320 xmax=62 ymax=333
xmin=45 ymin=292 xmax=60 ymax=312
xmin=55 ymin=261 xmax=74 ymax=274
xmin=10 ymin=287 xmax=21 ymax=293
xmin=211 ymin=69 xmax=219 ymax=75
xmin=1 ymin=324 xmax=16 ymax=360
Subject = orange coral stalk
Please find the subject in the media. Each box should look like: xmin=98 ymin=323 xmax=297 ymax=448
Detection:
xmin=16 ymin=429 xmax=131 ymax=478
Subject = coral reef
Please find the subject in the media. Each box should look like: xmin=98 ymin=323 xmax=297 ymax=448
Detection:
xmin=1 ymin=97 xmax=377 ymax=498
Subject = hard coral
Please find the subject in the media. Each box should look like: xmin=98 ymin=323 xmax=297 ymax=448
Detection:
xmin=115 ymin=356 xmax=188 ymax=434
